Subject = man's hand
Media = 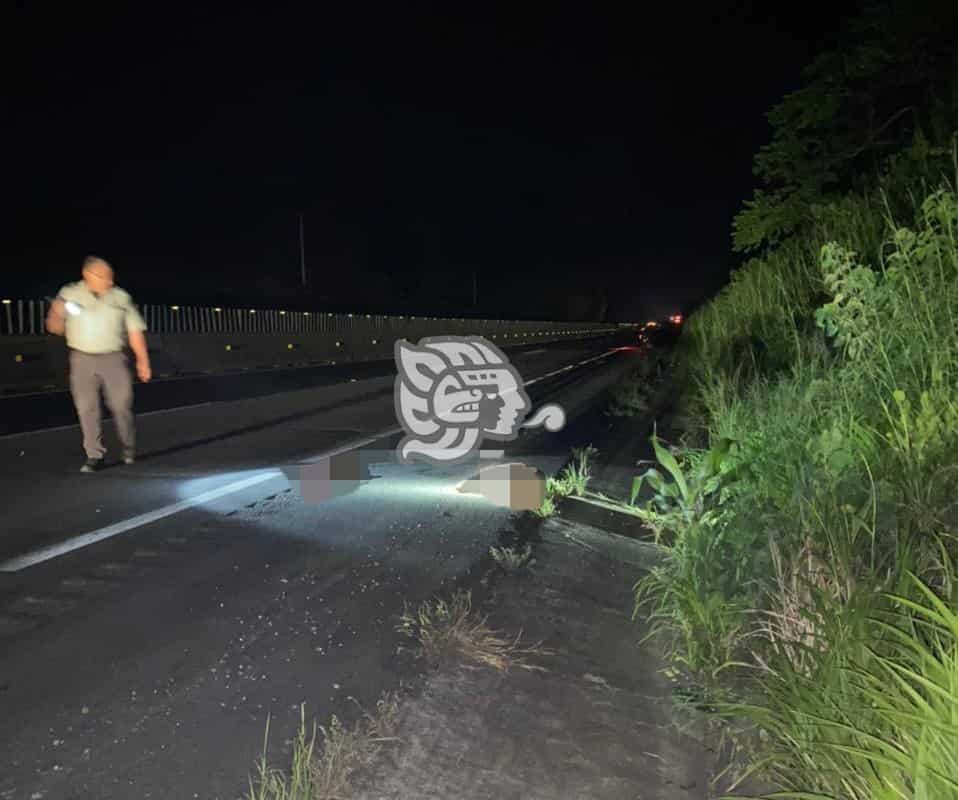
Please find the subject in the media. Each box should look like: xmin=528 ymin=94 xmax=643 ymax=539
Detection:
xmin=45 ymin=299 xmax=66 ymax=336
xmin=136 ymin=358 xmax=152 ymax=383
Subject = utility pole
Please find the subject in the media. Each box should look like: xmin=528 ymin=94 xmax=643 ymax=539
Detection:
xmin=298 ymin=212 xmax=307 ymax=287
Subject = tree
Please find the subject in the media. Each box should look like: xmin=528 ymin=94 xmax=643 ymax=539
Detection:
xmin=733 ymin=0 xmax=958 ymax=254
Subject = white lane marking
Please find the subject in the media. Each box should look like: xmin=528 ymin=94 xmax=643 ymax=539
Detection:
xmin=524 ymin=348 xmax=616 ymax=385
xmin=0 ymin=426 xmax=408 ymax=573
xmin=0 ymin=472 xmax=278 ymax=572
xmin=0 ymin=346 xmax=623 ymax=571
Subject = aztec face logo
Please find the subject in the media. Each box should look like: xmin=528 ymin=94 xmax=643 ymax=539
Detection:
xmin=394 ymin=336 xmax=565 ymax=465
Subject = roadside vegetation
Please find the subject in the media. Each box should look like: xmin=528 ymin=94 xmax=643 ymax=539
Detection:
xmin=248 ymin=696 xmax=400 ymax=800
xmin=625 ymin=4 xmax=958 ymax=796
xmin=606 ymin=349 xmax=669 ymax=418
xmin=535 ymin=444 xmax=601 ymax=518
xmin=396 ymin=589 xmax=550 ymax=671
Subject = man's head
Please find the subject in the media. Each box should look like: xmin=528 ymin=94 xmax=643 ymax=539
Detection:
xmin=82 ymin=256 xmax=114 ymax=296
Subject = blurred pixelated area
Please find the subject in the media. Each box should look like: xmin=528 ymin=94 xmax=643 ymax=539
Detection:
xmin=282 ymin=449 xmax=378 ymax=504
xmin=455 ymin=462 xmax=545 ymax=511
xmin=280 ymin=449 xmax=545 ymax=511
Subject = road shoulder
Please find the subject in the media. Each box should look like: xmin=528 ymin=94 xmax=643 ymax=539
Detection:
xmin=352 ymin=515 xmax=722 ymax=799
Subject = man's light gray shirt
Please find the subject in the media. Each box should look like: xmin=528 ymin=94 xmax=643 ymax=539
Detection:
xmin=57 ymin=282 xmax=147 ymax=354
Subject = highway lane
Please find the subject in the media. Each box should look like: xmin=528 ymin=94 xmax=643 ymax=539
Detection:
xmin=0 ymin=338 xmax=625 ymax=568
xmin=0 ymin=335 xmax=643 ymax=799
xmin=0 ymin=339 xmax=608 ymax=437
xmin=0 ymin=357 xmax=391 ymax=437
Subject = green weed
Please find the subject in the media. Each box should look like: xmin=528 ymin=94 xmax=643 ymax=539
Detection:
xmin=562 ymin=444 xmax=599 ymax=497
xmin=247 ymin=697 xmax=399 ymax=800
xmin=632 ymin=151 xmax=958 ymax=796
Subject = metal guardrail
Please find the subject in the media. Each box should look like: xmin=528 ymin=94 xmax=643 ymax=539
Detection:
xmin=1 ymin=299 xmax=47 ymax=336
xmin=0 ymin=297 xmax=637 ymax=395
xmin=0 ymin=297 xmax=626 ymax=338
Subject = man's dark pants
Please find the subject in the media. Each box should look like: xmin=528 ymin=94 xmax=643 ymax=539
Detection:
xmin=68 ymin=350 xmax=135 ymax=460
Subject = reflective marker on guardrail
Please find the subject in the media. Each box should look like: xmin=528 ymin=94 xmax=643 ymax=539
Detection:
xmin=0 ymin=296 xmax=621 ymax=344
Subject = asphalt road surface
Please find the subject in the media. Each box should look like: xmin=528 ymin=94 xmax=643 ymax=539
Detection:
xmin=0 ymin=335 xmax=643 ymax=799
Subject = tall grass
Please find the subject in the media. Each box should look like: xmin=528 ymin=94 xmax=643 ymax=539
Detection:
xmin=728 ymin=572 xmax=958 ymax=799
xmin=630 ymin=138 xmax=958 ymax=795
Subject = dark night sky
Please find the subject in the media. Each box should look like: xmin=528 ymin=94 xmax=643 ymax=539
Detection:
xmin=2 ymin=2 xmax=860 ymax=320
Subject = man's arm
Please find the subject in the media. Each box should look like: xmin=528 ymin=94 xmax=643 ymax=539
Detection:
xmin=46 ymin=299 xmax=66 ymax=335
xmin=125 ymin=298 xmax=151 ymax=382
xmin=128 ymin=329 xmax=151 ymax=382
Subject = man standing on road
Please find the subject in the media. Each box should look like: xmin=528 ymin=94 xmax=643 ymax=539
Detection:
xmin=46 ymin=256 xmax=152 ymax=472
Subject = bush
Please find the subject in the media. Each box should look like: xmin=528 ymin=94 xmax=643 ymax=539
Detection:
xmin=727 ymin=572 xmax=958 ymax=799
xmin=607 ymin=353 xmax=668 ymax=418
xmin=632 ymin=151 xmax=958 ymax=794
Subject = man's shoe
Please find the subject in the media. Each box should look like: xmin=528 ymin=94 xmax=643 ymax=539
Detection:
xmin=80 ymin=458 xmax=103 ymax=473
